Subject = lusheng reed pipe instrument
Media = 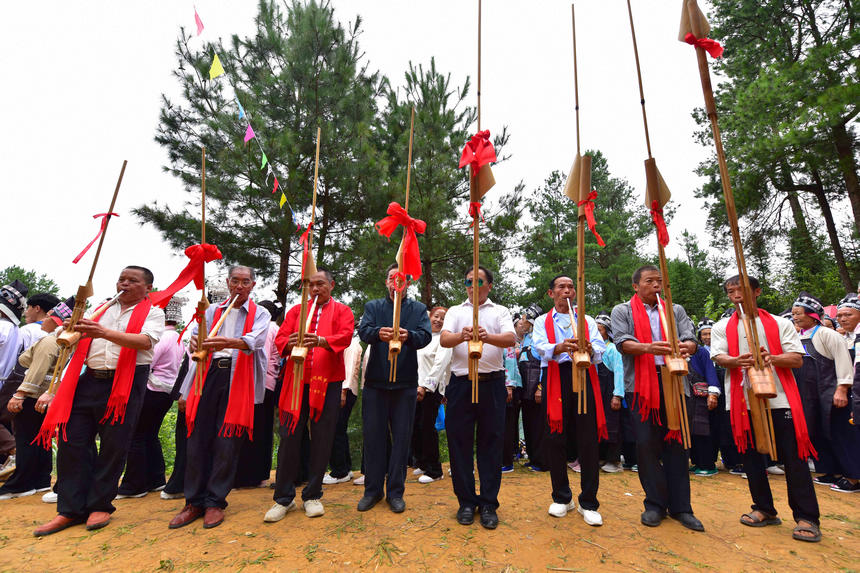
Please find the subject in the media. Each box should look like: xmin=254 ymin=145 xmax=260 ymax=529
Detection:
xmin=289 ymin=127 xmax=322 ymax=413
xmin=679 ymin=0 xmax=777 ymax=455
xmin=625 ymin=0 xmax=690 ymax=447
xmin=191 ymin=294 xmax=239 ymax=363
xmin=567 ymin=297 xmax=589 ymax=415
xmin=192 ymin=148 xmax=212 ymax=395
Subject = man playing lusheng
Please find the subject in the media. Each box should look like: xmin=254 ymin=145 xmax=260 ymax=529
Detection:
xmin=33 ymin=267 xmax=164 ymax=536
xmin=710 ymin=275 xmax=821 ymax=542
xmin=610 ymin=265 xmax=703 ymax=532
xmin=440 ymin=266 xmax=516 ymax=530
xmin=265 ymin=269 xmax=354 ymax=521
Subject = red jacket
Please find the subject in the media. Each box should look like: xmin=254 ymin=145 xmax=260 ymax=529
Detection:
xmin=275 ymin=299 xmax=354 ymax=384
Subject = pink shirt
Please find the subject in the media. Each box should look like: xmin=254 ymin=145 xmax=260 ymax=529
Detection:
xmin=264 ymin=322 xmax=281 ymax=392
xmin=148 ymin=326 xmax=184 ymax=393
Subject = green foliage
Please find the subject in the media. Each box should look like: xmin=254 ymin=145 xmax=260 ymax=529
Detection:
xmin=0 ymin=265 xmax=60 ymax=298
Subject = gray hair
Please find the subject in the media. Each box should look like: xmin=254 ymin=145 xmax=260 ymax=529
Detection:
xmin=228 ymin=265 xmax=256 ymax=281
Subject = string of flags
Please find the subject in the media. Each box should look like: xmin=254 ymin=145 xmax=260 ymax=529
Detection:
xmin=194 ymin=6 xmax=298 ymax=224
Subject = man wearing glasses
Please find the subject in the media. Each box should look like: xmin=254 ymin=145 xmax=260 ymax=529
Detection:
xmin=168 ymin=266 xmax=271 ymax=530
xmin=440 ymin=266 xmax=516 ymax=529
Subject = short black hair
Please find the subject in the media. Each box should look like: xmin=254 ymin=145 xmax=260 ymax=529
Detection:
xmin=464 ymin=266 xmax=494 ymax=285
xmin=124 ymin=266 xmax=154 ymax=286
xmin=386 ymin=263 xmax=400 ymax=275
xmin=548 ymin=275 xmax=573 ymax=290
xmin=26 ymin=293 xmax=60 ymax=313
xmin=723 ymin=274 xmax=760 ymax=292
xmin=632 ymin=265 xmax=659 ymax=285
xmin=315 ymin=268 xmax=334 ymax=283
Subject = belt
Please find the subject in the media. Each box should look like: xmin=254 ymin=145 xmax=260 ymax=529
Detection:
xmin=213 ymin=357 xmax=232 ymax=369
xmin=89 ymin=369 xmax=116 ymax=379
xmin=477 ymin=370 xmax=505 ymax=382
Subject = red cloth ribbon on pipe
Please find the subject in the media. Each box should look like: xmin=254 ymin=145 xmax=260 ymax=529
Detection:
xmin=684 ymin=33 xmax=724 ymax=59
xmin=576 ymin=190 xmax=606 ymax=247
xmin=468 ymin=201 xmax=485 ymax=221
xmin=299 ymin=221 xmax=313 ymax=278
xmin=458 ymin=130 xmax=497 ymax=171
xmin=149 ymin=243 xmax=223 ymax=308
xmin=72 ymin=213 xmax=119 ymax=264
xmin=375 ymin=202 xmax=426 ymax=280
xmin=650 ymin=201 xmax=670 ymax=247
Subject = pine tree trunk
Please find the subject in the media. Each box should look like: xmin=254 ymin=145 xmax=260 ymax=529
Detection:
xmin=810 ymin=171 xmax=854 ymax=291
xmin=277 ymin=242 xmax=289 ymax=304
xmin=422 ymin=260 xmax=433 ymax=308
xmin=831 ymin=124 xmax=860 ymax=234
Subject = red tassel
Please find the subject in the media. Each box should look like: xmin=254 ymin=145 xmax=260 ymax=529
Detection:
xmin=684 ymin=33 xmax=724 ymax=59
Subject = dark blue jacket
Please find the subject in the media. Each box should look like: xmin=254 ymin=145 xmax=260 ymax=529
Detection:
xmin=358 ymin=296 xmax=432 ymax=389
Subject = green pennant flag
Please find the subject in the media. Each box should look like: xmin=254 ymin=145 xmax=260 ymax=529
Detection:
xmin=261 ymin=152 xmax=268 ymax=170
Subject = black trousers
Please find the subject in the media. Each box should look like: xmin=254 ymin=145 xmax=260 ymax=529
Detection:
xmin=413 ymin=390 xmax=443 ymax=478
xmin=163 ymin=405 xmax=186 ymax=495
xmin=235 ymin=388 xmax=276 ymax=487
xmin=627 ymin=385 xmax=693 ymax=516
xmin=57 ymin=365 xmax=149 ymax=518
xmin=542 ymin=368 xmax=600 ymax=510
xmin=0 ymin=397 xmax=52 ymax=493
xmin=743 ymin=408 xmax=820 ymax=525
xmin=503 ymin=386 xmax=523 ymax=467
xmin=273 ymin=381 xmax=341 ymax=505
xmin=619 ymin=402 xmax=638 ymax=467
xmin=362 ymin=385 xmax=417 ymax=500
xmin=184 ymin=366 xmax=246 ymax=509
xmin=445 ymin=373 xmax=506 ymax=510
xmin=118 ymin=388 xmax=173 ymax=495
xmin=521 ymin=397 xmax=546 ymax=468
xmin=328 ymin=390 xmax=357 ymax=479
xmin=717 ymin=398 xmax=741 ymax=468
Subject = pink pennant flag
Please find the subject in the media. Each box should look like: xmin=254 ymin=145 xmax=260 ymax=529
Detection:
xmin=272 ymin=176 xmax=279 ymax=194
xmin=244 ymin=124 xmax=255 ymax=143
xmin=194 ymin=7 xmax=204 ymax=36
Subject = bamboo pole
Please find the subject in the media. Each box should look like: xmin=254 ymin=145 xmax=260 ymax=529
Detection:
xmin=194 ymin=148 xmax=210 ymax=395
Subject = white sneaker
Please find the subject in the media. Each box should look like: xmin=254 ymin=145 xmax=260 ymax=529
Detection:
xmin=418 ymin=473 xmax=443 ymax=484
xmin=412 ymin=468 xmax=425 ymax=476
xmin=548 ymin=500 xmax=576 ymax=517
xmin=353 ymin=475 xmax=365 ymax=486
xmin=304 ymin=498 xmax=324 ymax=517
xmin=264 ymin=500 xmax=296 ymax=522
xmin=322 ymin=471 xmax=353 ymax=485
xmin=767 ymin=465 xmax=785 ymax=475
xmin=0 ymin=488 xmax=36 ymax=500
xmin=577 ymin=506 xmax=603 ymax=526
xmin=601 ymin=462 xmax=623 ymax=473
xmin=0 ymin=456 xmax=16 ymax=480
xmin=150 ymin=485 xmax=165 ymax=492
xmin=42 ymin=491 xmax=58 ymax=503
xmin=160 ymin=490 xmax=184 ymax=500
xmin=114 ymin=491 xmax=147 ymax=500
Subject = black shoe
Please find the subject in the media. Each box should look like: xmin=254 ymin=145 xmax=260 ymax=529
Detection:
xmin=479 ymin=506 xmax=498 ymax=530
xmin=641 ymin=509 xmax=665 ymax=527
xmin=357 ymin=495 xmax=383 ymax=512
xmin=456 ymin=506 xmax=475 ymax=525
xmin=671 ymin=512 xmax=704 ymax=531
xmin=387 ymin=497 xmax=405 ymax=513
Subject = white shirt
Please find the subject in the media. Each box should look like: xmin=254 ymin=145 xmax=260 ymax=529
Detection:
xmin=418 ymin=332 xmax=453 ymax=393
xmin=213 ymin=309 xmax=240 ymax=358
xmin=86 ymin=300 xmax=165 ymax=369
xmin=799 ymin=325 xmax=854 ymax=386
xmin=0 ymin=319 xmax=21 ymax=386
xmin=531 ymin=308 xmax=605 ymax=367
xmin=342 ymin=336 xmax=363 ymax=396
xmin=710 ymin=313 xmax=803 ymax=410
xmin=441 ymin=298 xmax=516 ymax=377
xmin=19 ymin=322 xmax=48 ymax=353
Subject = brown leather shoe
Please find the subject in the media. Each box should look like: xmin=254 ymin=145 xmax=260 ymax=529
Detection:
xmin=168 ymin=504 xmax=204 ymax=529
xmin=86 ymin=511 xmax=111 ymax=531
xmin=33 ymin=514 xmax=84 ymax=537
xmin=203 ymin=507 xmax=224 ymax=529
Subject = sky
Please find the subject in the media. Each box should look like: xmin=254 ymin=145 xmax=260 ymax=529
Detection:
xmin=0 ymin=0 xmax=720 ymax=311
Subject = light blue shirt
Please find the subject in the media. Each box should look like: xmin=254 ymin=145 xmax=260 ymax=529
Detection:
xmin=0 ymin=319 xmax=21 ymax=390
xmin=531 ymin=308 xmax=605 ymax=367
xmin=602 ymin=341 xmax=625 ymax=397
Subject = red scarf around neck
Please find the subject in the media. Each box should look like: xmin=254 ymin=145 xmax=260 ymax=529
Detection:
xmin=186 ymin=299 xmax=257 ymax=440
xmin=726 ymin=309 xmax=816 ymax=460
xmin=544 ymin=311 xmax=608 ymax=440
xmin=629 ymin=294 xmax=664 ymax=424
xmin=279 ymin=302 xmax=333 ymax=433
xmin=34 ymin=297 xmax=152 ymax=449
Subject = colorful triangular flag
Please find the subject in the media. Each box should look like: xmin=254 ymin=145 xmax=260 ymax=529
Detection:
xmin=244 ymin=124 xmax=255 ymax=143
xmin=209 ymin=54 xmax=224 ymax=80
xmin=261 ymin=152 xmax=268 ymax=170
xmin=236 ymin=98 xmax=246 ymax=119
xmin=272 ymin=175 xmax=279 ymax=194
xmin=194 ymin=7 xmax=204 ymax=36
xmin=279 ymin=192 xmax=287 ymax=208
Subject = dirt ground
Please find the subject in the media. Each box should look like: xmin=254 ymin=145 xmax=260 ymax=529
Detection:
xmin=0 ymin=465 xmax=857 ymax=572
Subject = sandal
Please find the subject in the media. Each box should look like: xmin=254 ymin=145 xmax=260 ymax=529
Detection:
xmin=792 ymin=520 xmax=822 ymax=543
xmin=740 ymin=511 xmax=781 ymax=527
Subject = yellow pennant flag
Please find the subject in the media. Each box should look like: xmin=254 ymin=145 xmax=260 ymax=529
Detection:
xmin=279 ymin=192 xmax=287 ymax=208
xmin=209 ymin=54 xmax=225 ymax=80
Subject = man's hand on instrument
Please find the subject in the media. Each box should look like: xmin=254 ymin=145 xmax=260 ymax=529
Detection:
xmin=35 ymin=392 xmax=53 ymax=413
xmin=189 ymin=334 xmax=198 ymax=353
xmin=554 ymin=337 xmax=578 ymax=356
xmin=75 ymin=318 xmax=107 ymax=339
xmin=460 ymin=326 xmax=474 ymax=342
xmin=679 ymin=340 xmax=697 ymax=359
xmin=417 ymin=387 xmax=426 ymax=402
xmin=398 ymin=328 xmax=409 ymax=342
xmin=834 ymin=386 xmax=849 ymax=408
xmin=733 ymin=352 xmax=756 ymax=369
xmin=303 ymin=333 xmax=329 ymax=349
xmin=286 ymin=332 xmax=300 ymax=351
xmin=610 ymin=396 xmax=622 ymax=411
xmin=707 ymin=393 xmax=719 ymax=410
xmin=201 ymin=336 xmax=233 ymax=352
xmin=759 ymin=346 xmax=772 ymax=367
xmin=648 ymin=341 xmax=673 ymax=356
xmin=378 ymin=327 xmax=395 ymax=342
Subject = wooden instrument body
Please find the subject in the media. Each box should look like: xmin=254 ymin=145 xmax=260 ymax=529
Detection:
xmin=191 ymin=295 xmax=238 ymax=363
xmin=56 ymin=283 xmax=95 ymax=348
